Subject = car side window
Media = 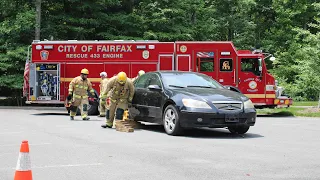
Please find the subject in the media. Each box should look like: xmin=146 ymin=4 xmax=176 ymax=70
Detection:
xmin=135 ymin=74 xmax=151 ymax=88
xmin=146 ymin=74 xmax=162 ymax=88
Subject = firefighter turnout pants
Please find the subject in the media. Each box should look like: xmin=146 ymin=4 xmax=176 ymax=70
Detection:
xmin=99 ymin=98 xmax=107 ymax=116
xmin=105 ymin=99 xmax=128 ymax=127
xmin=70 ymin=95 xmax=89 ymax=119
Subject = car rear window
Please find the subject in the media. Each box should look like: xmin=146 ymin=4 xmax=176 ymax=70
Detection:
xmin=161 ymin=73 xmax=224 ymax=89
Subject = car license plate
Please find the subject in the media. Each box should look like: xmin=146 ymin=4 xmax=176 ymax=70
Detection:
xmin=225 ymin=114 xmax=239 ymax=122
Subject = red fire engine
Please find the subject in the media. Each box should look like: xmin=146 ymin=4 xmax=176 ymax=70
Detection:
xmin=24 ymin=40 xmax=292 ymax=115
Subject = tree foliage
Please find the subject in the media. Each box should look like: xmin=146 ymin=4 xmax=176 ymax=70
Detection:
xmin=0 ymin=0 xmax=319 ymax=100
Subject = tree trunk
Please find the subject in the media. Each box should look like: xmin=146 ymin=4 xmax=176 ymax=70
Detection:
xmin=35 ymin=0 xmax=41 ymax=40
xmin=318 ymin=93 xmax=320 ymax=108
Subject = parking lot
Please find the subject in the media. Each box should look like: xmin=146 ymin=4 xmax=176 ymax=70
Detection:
xmin=0 ymin=108 xmax=320 ymax=180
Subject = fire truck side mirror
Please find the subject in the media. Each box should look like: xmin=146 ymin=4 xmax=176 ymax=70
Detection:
xmin=258 ymin=58 xmax=263 ymax=75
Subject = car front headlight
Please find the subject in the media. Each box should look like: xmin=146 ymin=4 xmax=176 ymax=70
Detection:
xmin=244 ymin=99 xmax=255 ymax=109
xmin=182 ymin=99 xmax=211 ymax=109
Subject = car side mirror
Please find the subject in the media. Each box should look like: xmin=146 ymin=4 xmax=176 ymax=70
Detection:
xmin=147 ymin=85 xmax=161 ymax=91
xmin=224 ymin=85 xmax=241 ymax=93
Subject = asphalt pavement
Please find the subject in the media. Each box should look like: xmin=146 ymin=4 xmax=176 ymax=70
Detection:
xmin=0 ymin=108 xmax=320 ymax=180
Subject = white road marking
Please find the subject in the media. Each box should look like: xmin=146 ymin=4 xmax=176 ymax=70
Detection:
xmin=272 ymin=124 xmax=300 ymax=126
xmin=0 ymin=163 xmax=104 ymax=170
xmin=0 ymin=152 xmax=15 ymax=157
xmin=0 ymin=132 xmax=23 ymax=135
xmin=0 ymin=143 xmax=52 ymax=147
xmin=32 ymin=163 xmax=104 ymax=169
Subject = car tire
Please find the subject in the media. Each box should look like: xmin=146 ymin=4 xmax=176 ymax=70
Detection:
xmin=75 ymin=103 xmax=98 ymax=116
xmin=163 ymin=105 xmax=183 ymax=136
xmin=228 ymin=126 xmax=250 ymax=134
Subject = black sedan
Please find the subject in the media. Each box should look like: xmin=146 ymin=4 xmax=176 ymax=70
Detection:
xmin=129 ymin=71 xmax=256 ymax=136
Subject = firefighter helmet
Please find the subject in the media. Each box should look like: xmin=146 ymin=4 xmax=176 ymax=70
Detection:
xmin=138 ymin=70 xmax=145 ymax=76
xmin=100 ymin=72 xmax=107 ymax=77
xmin=81 ymin=68 xmax=89 ymax=75
xmin=117 ymin=72 xmax=127 ymax=84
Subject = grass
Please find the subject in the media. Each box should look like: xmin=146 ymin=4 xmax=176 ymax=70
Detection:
xmin=257 ymin=107 xmax=320 ymax=117
xmin=292 ymin=101 xmax=319 ymax=107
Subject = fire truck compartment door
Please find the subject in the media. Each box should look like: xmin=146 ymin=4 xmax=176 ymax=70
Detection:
xmin=131 ymin=63 xmax=157 ymax=78
xmin=176 ymin=55 xmax=191 ymax=71
xmin=65 ymin=63 xmax=104 ymax=94
xmin=34 ymin=63 xmax=60 ymax=101
xmin=159 ymin=54 xmax=174 ymax=70
xmin=238 ymin=57 xmax=266 ymax=103
xmin=28 ymin=63 xmax=36 ymax=100
xmin=104 ymin=63 xmax=130 ymax=78
xmin=217 ymin=58 xmax=236 ymax=86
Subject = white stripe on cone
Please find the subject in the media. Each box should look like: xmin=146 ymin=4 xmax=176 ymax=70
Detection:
xmin=16 ymin=152 xmax=31 ymax=171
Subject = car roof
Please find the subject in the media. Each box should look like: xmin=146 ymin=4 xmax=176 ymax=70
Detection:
xmin=148 ymin=71 xmax=203 ymax=76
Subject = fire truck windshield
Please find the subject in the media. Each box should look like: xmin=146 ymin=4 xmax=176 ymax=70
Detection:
xmin=241 ymin=58 xmax=262 ymax=76
xmin=162 ymin=73 xmax=224 ymax=89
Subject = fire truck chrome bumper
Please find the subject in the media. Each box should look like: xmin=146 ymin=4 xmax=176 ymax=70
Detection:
xmin=26 ymin=100 xmax=64 ymax=104
xmin=179 ymin=111 xmax=256 ymax=128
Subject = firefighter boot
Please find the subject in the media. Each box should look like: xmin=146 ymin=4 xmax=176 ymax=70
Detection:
xmin=101 ymin=121 xmax=113 ymax=128
xmin=70 ymin=105 xmax=77 ymax=120
xmin=82 ymin=116 xmax=90 ymax=121
xmin=101 ymin=109 xmax=112 ymax=128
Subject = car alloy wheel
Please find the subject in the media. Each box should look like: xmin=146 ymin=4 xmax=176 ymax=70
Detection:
xmin=163 ymin=105 xmax=182 ymax=136
xmin=165 ymin=109 xmax=176 ymax=132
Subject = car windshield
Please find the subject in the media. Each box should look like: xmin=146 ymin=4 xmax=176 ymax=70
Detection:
xmin=161 ymin=73 xmax=224 ymax=89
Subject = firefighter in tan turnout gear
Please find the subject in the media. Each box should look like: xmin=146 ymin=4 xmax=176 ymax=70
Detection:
xmin=98 ymin=72 xmax=108 ymax=117
xmin=131 ymin=70 xmax=145 ymax=83
xmin=67 ymin=68 xmax=95 ymax=120
xmin=101 ymin=71 xmax=135 ymax=128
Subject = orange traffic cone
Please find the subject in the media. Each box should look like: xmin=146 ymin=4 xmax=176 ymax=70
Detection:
xmin=14 ymin=140 xmax=32 ymax=180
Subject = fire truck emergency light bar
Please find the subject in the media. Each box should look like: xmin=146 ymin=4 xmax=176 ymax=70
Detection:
xmin=221 ymin=52 xmax=231 ymax=55
xmin=136 ymin=45 xmax=146 ymax=49
xmin=33 ymin=40 xmax=159 ymax=42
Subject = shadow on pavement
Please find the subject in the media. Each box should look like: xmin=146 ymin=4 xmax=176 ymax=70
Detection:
xmin=32 ymin=112 xmax=68 ymax=116
xmin=70 ymin=119 xmax=102 ymax=121
xmin=257 ymin=111 xmax=294 ymax=117
xmin=138 ymin=123 xmax=264 ymax=139
xmin=31 ymin=113 xmax=103 ymax=121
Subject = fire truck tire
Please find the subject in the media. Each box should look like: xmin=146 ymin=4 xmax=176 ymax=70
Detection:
xmin=163 ymin=105 xmax=183 ymax=136
xmin=87 ymin=89 xmax=99 ymax=115
xmin=74 ymin=103 xmax=98 ymax=115
xmin=228 ymin=125 xmax=250 ymax=134
xmin=88 ymin=103 xmax=98 ymax=115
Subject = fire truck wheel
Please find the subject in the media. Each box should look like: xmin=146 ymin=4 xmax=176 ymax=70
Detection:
xmin=87 ymin=103 xmax=98 ymax=115
xmin=163 ymin=105 xmax=183 ymax=136
xmin=74 ymin=104 xmax=98 ymax=115
xmin=228 ymin=126 xmax=250 ymax=134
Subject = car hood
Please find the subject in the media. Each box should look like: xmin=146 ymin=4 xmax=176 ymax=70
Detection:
xmin=171 ymin=88 xmax=246 ymax=102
